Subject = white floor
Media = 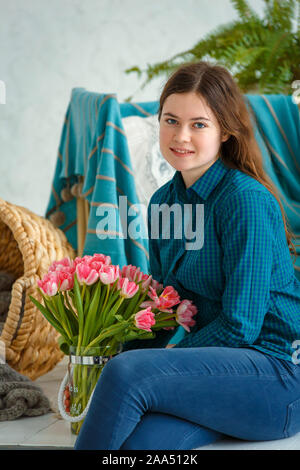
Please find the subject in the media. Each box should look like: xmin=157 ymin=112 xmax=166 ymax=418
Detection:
xmin=0 ymin=357 xmax=300 ymax=450
xmin=0 ymin=356 xmax=76 ymax=449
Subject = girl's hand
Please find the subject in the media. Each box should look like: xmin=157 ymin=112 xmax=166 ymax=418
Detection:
xmin=166 ymin=344 xmax=176 ymax=348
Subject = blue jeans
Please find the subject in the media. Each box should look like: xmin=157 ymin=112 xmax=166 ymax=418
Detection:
xmin=74 ymin=347 xmax=300 ymax=450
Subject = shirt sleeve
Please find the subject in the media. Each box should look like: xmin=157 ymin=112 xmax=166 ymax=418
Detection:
xmin=173 ymin=190 xmax=278 ymax=349
xmin=122 ymin=196 xmax=175 ymax=352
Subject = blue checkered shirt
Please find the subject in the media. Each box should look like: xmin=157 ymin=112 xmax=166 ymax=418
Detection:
xmin=123 ymin=158 xmax=300 ymax=362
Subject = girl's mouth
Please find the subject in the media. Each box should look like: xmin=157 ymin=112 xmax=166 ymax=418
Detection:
xmin=170 ymin=148 xmax=194 ymax=157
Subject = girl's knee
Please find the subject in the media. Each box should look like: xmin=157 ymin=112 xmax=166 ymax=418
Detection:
xmin=100 ymin=350 xmax=141 ymax=383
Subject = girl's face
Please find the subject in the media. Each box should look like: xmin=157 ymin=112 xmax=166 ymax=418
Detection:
xmin=159 ymin=92 xmax=229 ymax=188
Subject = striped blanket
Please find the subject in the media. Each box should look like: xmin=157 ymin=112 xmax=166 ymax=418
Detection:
xmin=246 ymin=94 xmax=300 ymax=280
xmin=46 ymin=89 xmax=159 ymax=274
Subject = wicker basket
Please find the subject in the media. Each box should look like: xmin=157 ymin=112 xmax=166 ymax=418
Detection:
xmin=0 ymin=198 xmax=75 ymax=380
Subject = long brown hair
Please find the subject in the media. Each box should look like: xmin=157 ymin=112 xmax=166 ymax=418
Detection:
xmin=157 ymin=61 xmax=298 ymax=264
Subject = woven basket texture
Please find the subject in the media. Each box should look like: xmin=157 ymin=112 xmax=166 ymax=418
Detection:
xmin=0 ymin=198 xmax=75 ymax=380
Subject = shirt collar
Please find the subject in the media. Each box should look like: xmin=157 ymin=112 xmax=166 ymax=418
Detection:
xmin=171 ymin=158 xmax=229 ymax=201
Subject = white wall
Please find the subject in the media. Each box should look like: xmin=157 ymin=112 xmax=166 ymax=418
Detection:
xmin=0 ymin=0 xmax=265 ymax=215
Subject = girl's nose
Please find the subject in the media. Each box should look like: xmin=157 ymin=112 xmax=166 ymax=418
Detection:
xmin=174 ymin=127 xmax=192 ymax=143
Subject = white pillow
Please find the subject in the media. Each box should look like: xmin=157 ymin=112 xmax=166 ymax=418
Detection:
xmin=122 ymin=114 xmax=175 ymax=225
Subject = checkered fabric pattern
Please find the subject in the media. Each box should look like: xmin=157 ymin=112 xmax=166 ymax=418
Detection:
xmin=130 ymin=158 xmax=300 ymax=362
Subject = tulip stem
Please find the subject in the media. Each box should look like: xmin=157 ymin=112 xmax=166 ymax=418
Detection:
xmin=81 ymin=284 xmax=86 ymax=303
xmin=102 ymin=297 xmax=124 ymax=328
xmin=102 ymin=285 xmax=110 ymax=313
xmin=63 ymin=292 xmax=78 ymax=320
xmin=83 ymin=322 xmax=128 ymax=354
xmin=99 ymin=286 xmax=121 ymax=328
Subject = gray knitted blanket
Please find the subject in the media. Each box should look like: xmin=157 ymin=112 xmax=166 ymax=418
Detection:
xmin=0 ymin=363 xmax=51 ymax=421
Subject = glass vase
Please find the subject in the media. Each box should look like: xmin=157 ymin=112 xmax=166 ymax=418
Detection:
xmin=67 ymin=342 xmax=122 ymax=435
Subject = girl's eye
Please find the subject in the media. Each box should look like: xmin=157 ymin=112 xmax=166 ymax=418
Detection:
xmin=165 ymin=119 xmax=205 ymax=129
xmin=194 ymin=122 xmax=205 ymax=129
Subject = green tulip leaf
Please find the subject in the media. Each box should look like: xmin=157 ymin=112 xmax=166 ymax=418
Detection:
xmin=57 ymin=335 xmax=71 ymax=355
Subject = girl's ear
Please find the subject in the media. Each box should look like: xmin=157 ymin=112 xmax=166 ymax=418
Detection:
xmin=221 ymin=133 xmax=230 ymax=143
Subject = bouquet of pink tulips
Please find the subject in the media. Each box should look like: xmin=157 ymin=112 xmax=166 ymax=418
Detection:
xmin=30 ymin=253 xmax=197 ymax=356
xmin=29 ymin=253 xmax=197 ymax=434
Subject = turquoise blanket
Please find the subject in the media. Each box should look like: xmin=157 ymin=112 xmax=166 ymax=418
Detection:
xmin=245 ymin=94 xmax=300 ymax=281
xmin=46 ymin=89 xmax=159 ymax=274
xmin=45 ymin=90 xmax=299 ymax=282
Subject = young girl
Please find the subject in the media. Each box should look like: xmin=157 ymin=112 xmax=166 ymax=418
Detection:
xmin=75 ymin=61 xmax=300 ymax=450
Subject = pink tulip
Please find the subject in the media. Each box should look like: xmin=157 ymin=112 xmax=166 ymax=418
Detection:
xmin=75 ymin=255 xmax=93 ymax=266
xmin=56 ymin=269 xmax=74 ymax=291
xmin=121 ymin=264 xmax=132 ymax=279
xmin=151 ymin=279 xmax=164 ymax=293
xmin=118 ymin=277 xmax=139 ymax=298
xmin=141 ymin=285 xmax=180 ymax=313
xmin=134 ymin=270 xmax=143 ymax=283
xmin=76 ymin=262 xmax=99 ymax=285
xmin=73 ymin=257 xmax=85 ymax=272
xmin=73 ymin=254 xmax=111 ymax=273
xmin=134 ymin=307 xmax=156 ymax=332
xmin=38 ymin=273 xmax=59 ymax=296
xmin=139 ymin=300 xmax=155 ymax=309
xmin=89 ymin=260 xmax=105 ymax=272
xmin=99 ymin=264 xmax=120 ymax=285
xmin=49 ymin=257 xmax=75 ymax=273
xmin=175 ymin=300 xmax=197 ymax=332
xmin=121 ymin=266 xmax=153 ymax=292
xmin=157 ymin=286 xmax=181 ymax=310
xmin=121 ymin=264 xmax=142 ymax=282
xmin=140 ymin=274 xmax=152 ymax=292
xmin=139 ymin=286 xmax=158 ymax=309
xmin=147 ymin=286 xmax=160 ymax=302
xmin=92 ymin=253 xmax=111 ymax=265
